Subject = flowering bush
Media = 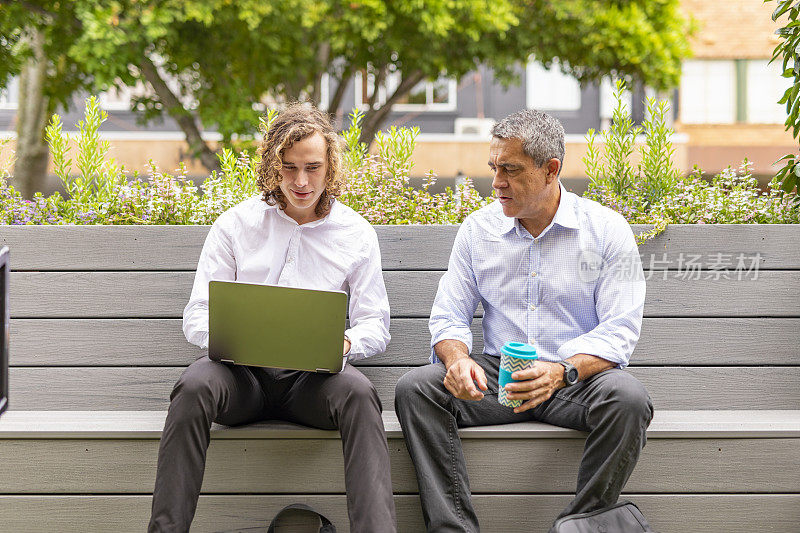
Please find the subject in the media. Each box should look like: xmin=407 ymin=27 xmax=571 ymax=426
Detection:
xmin=0 ymin=98 xmax=489 ymax=225
xmin=338 ymin=112 xmax=490 ymax=224
xmin=2 ymin=94 xmax=798 ymax=230
xmin=584 ymin=81 xmax=799 ymax=242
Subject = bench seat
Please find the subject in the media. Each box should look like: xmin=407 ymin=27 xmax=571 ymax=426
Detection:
xmin=0 ymin=410 xmax=798 ymax=532
xmin=2 ymin=224 xmax=799 ymax=532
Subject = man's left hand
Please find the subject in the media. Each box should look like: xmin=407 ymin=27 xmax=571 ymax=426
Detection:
xmin=343 ymin=338 xmax=351 ymax=356
xmin=504 ymin=361 xmax=565 ymax=413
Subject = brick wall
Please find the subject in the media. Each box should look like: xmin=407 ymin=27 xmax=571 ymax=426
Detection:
xmin=683 ymin=0 xmax=783 ymax=59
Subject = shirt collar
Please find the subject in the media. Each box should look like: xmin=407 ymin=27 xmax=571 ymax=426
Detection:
xmin=497 ymin=182 xmax=580 ymax=237
xmin=551 ymin=183 xmax=580 ymax=230
xmin=272 ymin=198 xmax=336 ymax=228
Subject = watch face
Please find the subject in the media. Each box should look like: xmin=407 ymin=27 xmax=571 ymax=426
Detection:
xmin=567 ymin=368 xmax=579 ymax=384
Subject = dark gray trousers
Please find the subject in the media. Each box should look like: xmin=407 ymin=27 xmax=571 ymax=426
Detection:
xmin=149 ymin=356 xmax=396 ymax=533
xmin=394 ymin=354 xmax=653 ymax=533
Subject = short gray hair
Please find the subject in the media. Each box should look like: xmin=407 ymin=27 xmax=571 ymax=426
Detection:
xmin=491 ymin=109 xmax=565 ymax=170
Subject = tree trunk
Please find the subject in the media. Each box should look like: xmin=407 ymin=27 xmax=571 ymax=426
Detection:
xmin=139 ymin=56 xmax=221 ymax=173
xmin=14 ymin=27 xmax=50 ymax=199
xmin=327 ymin=66 xmax=354 ymax=129
xmin=358 ymin=70 xmax=427 ymax=145
xmin=311 ymin=43 xmax=331 ymax=107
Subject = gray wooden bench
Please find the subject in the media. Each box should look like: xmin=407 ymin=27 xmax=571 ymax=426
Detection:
xmin=1 ymin=224 xmax=799 ymax=532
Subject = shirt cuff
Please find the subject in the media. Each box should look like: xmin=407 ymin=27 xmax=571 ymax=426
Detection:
xmin=556 ymin=339 xmax=627 ymax=368
xmin=429 ymin=329 xmax=474 ymax=364
xmin=344 ymin=330 xmax=363 ymax=361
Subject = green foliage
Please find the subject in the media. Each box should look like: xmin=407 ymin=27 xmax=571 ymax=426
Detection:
xmin=2 ymin=0 xmax=693 ymax=152
xmin=769 ymin=0 xmax=800 ymax=205
xmin=0 ymin=97 xmax=490 ymax=225
xmin=339 ymin=127 xmax=490 ymax=224
xmin=513 ymin=0 xmax=693 ymax=91
xmin=341 ymin=109 xmax=369 ymax=171
xmin=584 ymin=82 xmax=798 ymax=242
xmin=583 ymin=79 xmax=681 ymax=238
xmin=655 ymin=162 xmax=799 ymax=225
xmin=587 ymin=81 xmax=642 ymax=198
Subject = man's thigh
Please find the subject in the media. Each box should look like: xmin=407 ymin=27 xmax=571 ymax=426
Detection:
xmin=403 ymin=354 xmax=533 ymax=428
xmin=175 ymin=356 xmax=268 ymax=427
xmin=534 ymin=369 xmax=652 ymax=432
xmin=274 ymin=364 xmax=381 ymax=430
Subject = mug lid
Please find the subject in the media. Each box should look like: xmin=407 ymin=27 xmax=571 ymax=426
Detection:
xmin=500 ymin=342 xmax=537 ymax=359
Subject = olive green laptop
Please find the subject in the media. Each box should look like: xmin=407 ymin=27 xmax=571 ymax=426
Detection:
xmin=208 ymin=281 xmax=348 ymax=373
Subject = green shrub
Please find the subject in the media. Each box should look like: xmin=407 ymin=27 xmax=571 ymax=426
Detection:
xmin=583 ymin=81 xmax=798 ymax=242
xmin=0 ymin=99 xmax=489 ymax=225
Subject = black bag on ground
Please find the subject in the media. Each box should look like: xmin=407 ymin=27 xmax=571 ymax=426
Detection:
xmin=267 ymin=503 xmax=336 ymax=533
xmin=549 ymin=500 xmax=656 ymax=533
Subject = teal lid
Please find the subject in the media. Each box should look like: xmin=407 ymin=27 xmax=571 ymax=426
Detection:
xmin=500 ymin=342 xmax=537 ymax=359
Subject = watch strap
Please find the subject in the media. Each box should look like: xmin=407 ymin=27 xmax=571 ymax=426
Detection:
xmin=559 ymin=360 xmax=579 ymax=385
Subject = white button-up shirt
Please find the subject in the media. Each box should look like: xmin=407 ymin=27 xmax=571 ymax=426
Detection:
xmin=429 ymin=184 xmax=645 ymax=368
xmin=183 ymin=197 xmax=390 ymax=361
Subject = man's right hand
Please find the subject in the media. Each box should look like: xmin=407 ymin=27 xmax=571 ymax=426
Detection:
xmin=443 ymin=357 xmax=488 ymax=401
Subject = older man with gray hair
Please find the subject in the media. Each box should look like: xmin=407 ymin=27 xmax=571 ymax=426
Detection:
xmin=394 ymin=108 xmax=652 ymax=531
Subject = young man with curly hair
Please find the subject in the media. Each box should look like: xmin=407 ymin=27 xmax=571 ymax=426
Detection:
xmin=149 ymin=103 xmax=396 ymax=533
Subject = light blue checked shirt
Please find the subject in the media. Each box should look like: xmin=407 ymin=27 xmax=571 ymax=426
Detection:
xmin=429 ymin=184 xmax=645 ymax=368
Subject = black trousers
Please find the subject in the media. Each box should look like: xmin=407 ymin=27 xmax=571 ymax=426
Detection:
xmin=148 ymin=356 xmax=396 ymax=533
xmin=395 ymin=354 xmax=654 ymax=532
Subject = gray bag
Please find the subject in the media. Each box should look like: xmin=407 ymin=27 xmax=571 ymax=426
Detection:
xmin=550 ymin=501 xmax=656 ymax=533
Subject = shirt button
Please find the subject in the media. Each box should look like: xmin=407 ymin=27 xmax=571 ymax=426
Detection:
xmin=287 ymin=256 xmax=294 ymax=263
xmin=529 ymin=305 xmax=536 ymax=311
xmin=530 ymin=271 xmax=537 ymax=277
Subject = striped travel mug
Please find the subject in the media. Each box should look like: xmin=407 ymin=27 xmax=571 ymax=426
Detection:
xmin=498 ymin=342 xmax=538 ymax=408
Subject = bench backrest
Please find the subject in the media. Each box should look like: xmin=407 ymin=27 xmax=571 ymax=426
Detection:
xmin=3 ymin=224 xmax=799 ymax=411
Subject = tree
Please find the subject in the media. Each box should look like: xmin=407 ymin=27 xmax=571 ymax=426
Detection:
xmin=0 ymin=1 xmax=92 ymax=198
xmin=1 ymin=0 xmax=692 ymax=196
xmin=318 ymin=0 xmax=692 ymax=143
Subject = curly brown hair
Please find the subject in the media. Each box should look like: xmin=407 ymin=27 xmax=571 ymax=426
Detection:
xmin=256 ymin=103 xmax=345 ymax=218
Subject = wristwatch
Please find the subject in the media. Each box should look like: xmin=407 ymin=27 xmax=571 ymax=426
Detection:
xmin=558 ymin=360 xmax=579 ymax=386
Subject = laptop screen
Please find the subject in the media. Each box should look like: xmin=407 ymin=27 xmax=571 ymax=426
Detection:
xmin=0 ymin=246 xmax=8 ymax=416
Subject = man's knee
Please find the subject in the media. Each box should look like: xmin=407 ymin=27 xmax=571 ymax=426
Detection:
xmin=594 ymin=371 xmax=653 ymax=427
xmin=394 ymin=364 xmax=445 ymax=410
xmin=171 ymin=357 xmax=219 ymax=404
xmin=614 ymin=375 xmax=653 ymax=425
xmin=342 ymin=370 xmax=381 ymax=410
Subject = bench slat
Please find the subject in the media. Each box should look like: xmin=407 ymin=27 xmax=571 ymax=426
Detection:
xmin=0 ymin=436 xmax=796 ymax=493
xmin=0 ymin=225 xmax=457 ymax=271
xmin=2 ymin=410 xmax=798 ymax=439
xmin=7 ymin=367 xmax=800 ymax=410
xmin=11 ymin=271 xmax=800 ymax=318
xmin=11 ymin=318 xmax=800 ymax=366
xmin=0 ymin=494 xmax=796 ymax=533
xmin=4 ymin=224 xmax=800 ymax=270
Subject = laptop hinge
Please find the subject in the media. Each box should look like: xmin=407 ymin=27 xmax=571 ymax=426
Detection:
xmin=220 ymin=359 xmax=235 ymax=364
xmin=315 ymin=368 xmax=332 ymax=373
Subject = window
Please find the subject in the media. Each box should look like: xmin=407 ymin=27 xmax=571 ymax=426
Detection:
xmin=526 ymin=59 xmax=581 ymax=111
xmin=99 ymin=85 xmax=135 ymax=111
xmin=746 ymin=59 xmax=791 ymax=124
xmin=679 ymin=60 xmax=736 ymax=124
xmin=0 ymin=77 xmax=18 ymax=110
xmin=355 ymin=69 xmax=457 ymax=111
xmin=680 ymin=59 xmax=791 ymax=125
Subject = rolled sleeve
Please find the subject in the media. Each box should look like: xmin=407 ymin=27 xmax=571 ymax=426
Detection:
xmin=183 ymin=221 xmax=237 ymax=349
xmin=344 ymin=228 xmax=391 ymax=361
xmin=556 ymin=217 xmax=645 ymax=368
xmin=429 ymin=221 xmax=481 ymax=363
